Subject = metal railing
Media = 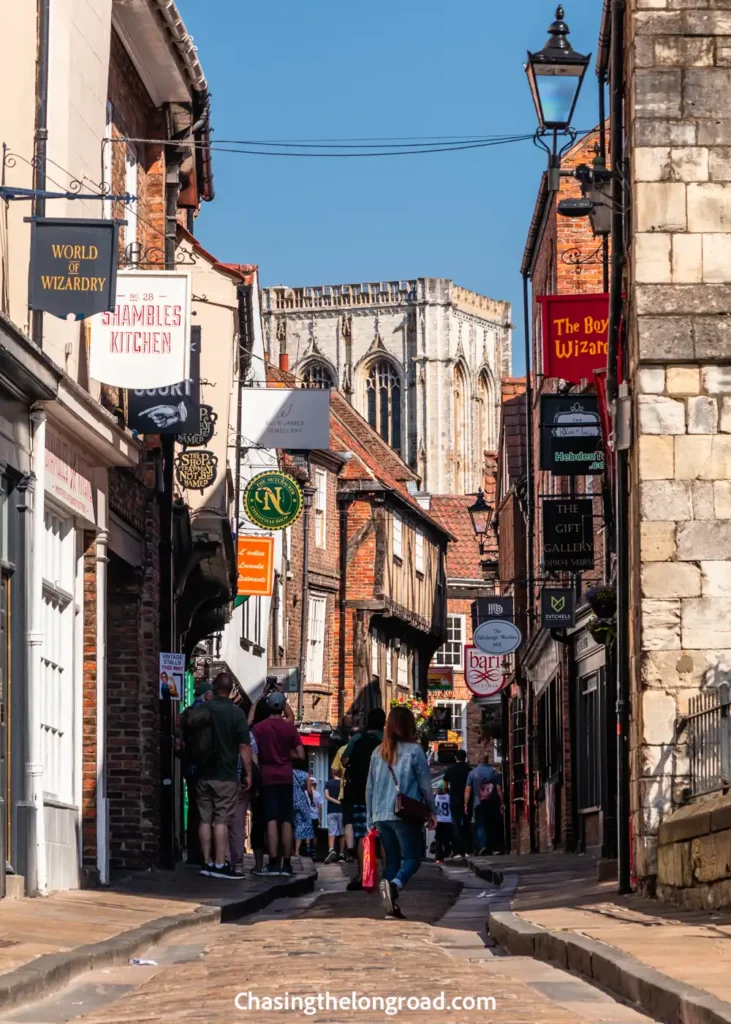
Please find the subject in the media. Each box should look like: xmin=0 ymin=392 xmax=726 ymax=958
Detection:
xmin=684 ymin=684 xmax=730 ymax=800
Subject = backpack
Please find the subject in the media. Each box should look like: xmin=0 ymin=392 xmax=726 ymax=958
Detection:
xmin=185 ymin=704 xmax=216 ymax=767
xmin=478 ymin=779 xmax=495 ymax=803
xmin=344 ymin=732 xmax=381 ymax=799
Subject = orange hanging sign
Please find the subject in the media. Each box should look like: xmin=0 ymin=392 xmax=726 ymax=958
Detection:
xmin=236 ymin=535 xmax=274 ymax=597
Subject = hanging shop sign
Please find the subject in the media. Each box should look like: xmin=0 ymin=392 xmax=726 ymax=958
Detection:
xmin=45 ymin=428 xmax=95 ymax=522
xmin=428 ymin=705 xmax=452 ymax=741
xmin=90 ymin=270 xmax=191 ymax=388
xmin=127 ymin=326 xmax=201 ymax=434
xmin=159 ymin=651 xmax=185 ymax=701
xmin=464 ymin=647 xmax=508 ymax=698
xmin=177 ymin=405 xmax=216 ymax=447
xmin=541 ymin=588 xmax=577 ymax=629
xmin=427 ymin=667 xmax=454 ymax=692
xmin=174 ymin=450 xmax=218 ymax=494
xmin=240 ymin=389 xmax=330 ymax=450
xmin=542 ymin=498 xmax=594 ymax=571
xmin=540 ymin=395 xmax=604 ymax=475
xmin=237 ymin=535 xmax=275 ymax=597
xmin=243 ymin=471 xmax=304 ymax=530
xmin=538 ymin=293 xmax=609 ymax=385
xmin=28 ymin=217 xmax=120 ymax=320
xmin=471 ymin=596 xmax=514 ymax=632
xmin=473 ymin=619 xmax=522 ymax=656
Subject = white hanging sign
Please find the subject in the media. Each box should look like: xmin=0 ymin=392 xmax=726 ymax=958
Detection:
xmin=464 ymin=647 xmax=508 ymax=698
xmin=240 ymin=388 xmax=331 ymax=450
xmin=472 ymin=619 xmax=523 ymax=656
xmin=89 ymin=271 xmax=191 ymax=388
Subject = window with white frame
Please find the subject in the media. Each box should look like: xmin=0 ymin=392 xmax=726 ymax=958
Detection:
xmin=125 ymin=144 xmax=139 ymax=259
xmin=434 ymin=699 xmax=465 ymax=735
xmin=386 ymin=641 xmax=393 ymax=682
xmin=397 ymin=649 xmax=408 ymax=689
xmin=392 ymin=513 xmax=402 ymax=560
xmin=371 ymin=633 xmax=379 ymax=678
xmin=306 ymin=594 xmax=327 ymax=684
xmin=315 ymin=469 xmax=327 ymax=547
xmin=41 ymin=510 xmax=76 ymax=804
xmin=433 ymin=614 xmax=465 ymax=668
xmin=415 ymin=530 xmax=424 ymax=574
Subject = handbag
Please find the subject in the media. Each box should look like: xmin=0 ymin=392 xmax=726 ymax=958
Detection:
xmin=387 ymin=763 xmax=430 ymax=825
xmin=362 ymin=829 xmax=379 ymax=891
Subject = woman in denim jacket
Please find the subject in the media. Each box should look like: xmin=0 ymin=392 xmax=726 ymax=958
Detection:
xmin=366 ymin=706 xmax=436 ymax=919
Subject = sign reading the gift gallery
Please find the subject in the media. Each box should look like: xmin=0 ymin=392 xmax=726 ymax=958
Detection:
xmin=538 ymin=293 xmax=609 ymax=385
xmin=90 ymin=270 xmax=191 ymax=388
xmin=127 ymin=326 xmax=201 ymax=434
xmin=243 ymin=471 xmax=304 ymax=530
xmin=540 ymin=395 xmax=605 ymax=475
xmin=28 ymin=218 xmax=120 ymax=320
xmin=240 ymin=389 xmax=330 ymax=450
xmin=541 ymin=588 xmax=576 ymax=629
xmin=542 ymin=498 xmax=594 ymax=571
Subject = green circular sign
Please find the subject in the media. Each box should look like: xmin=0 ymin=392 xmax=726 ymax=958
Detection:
xmin=243 ymin=471 xmax=304 ymax=530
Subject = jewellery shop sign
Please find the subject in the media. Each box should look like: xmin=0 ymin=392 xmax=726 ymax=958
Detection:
xmin=542 ymin=498 xmax=594 ymax=572
xmin=28 ymin=218 xmax=120 ymax=319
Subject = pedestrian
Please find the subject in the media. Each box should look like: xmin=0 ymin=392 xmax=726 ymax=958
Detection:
xmin=366 ymin=705 xmax=436 ymax=920
xmin=332 ymin=730 xmax=357 ymax=861
xmin=464 ymin=753 xmax=505 ymax=856
xmin=308 ymin=779 xmax=323 ymax=858
xmin=228 ymin=729 xmax=258 ymax=875
xmin=340 ymin=706 xmax=386 ymax=890
xmin=246 ymin=683 xmax=289 ymax=874
xmin=251 ymin=690 xmax=304 ymax=877
xmin=187 ymin=672 xmax=252 ymax=880
xmin=324 ymin=771 xmax=344 ymax=863
xmin=443 ymin=749 xmax=472 ymax=859
xmin=433 ymin=782 xmax=453 ymax=863
xmin=293 ymin=758 xmax=315 ymax=855
xmin=177 ymin=680 xmax=214 ymax=866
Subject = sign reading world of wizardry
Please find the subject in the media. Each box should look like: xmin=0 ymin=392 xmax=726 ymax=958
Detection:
xmin=243 ymin=471 xmax=304 ymax=531
xmin=538 ymin=293 xmax=609 ymax=385
xmin=542 ymin=498 xmax=594 ymax=571
xmin=540 ymin=395 xmax=605 ymax=475
xmin=28 ymin=218 xmax=120 ymax=320
xmin=174 ymin=450 xmax=218 ymax=494
xmin=89 ymin=270 xmax=191 ymax=389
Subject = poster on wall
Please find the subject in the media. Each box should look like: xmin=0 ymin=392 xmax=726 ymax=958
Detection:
xmin=90 ymin=270 xmax=191 ymax=388
xmin=538 ymin=293 xmax=609 ymax=384
xmin=159 ymin=651 xmax=185 ymax=701
xmin=28 ymin=218 xmax=120 ymax=319
xmin=127 ymin=326 xmax=201 ymax=434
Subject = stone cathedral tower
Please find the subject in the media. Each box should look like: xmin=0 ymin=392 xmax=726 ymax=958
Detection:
xmin=261 ymin=278 xmax=512 ymax=495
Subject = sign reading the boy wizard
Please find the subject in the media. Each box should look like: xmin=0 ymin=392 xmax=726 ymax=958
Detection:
xmin=538 ymin=293 xmax=609 ymax=385
xmin=542 ymin=499 xmax=594 ymax=571
xmin=28 ymin=218 xmax=120 ymax=319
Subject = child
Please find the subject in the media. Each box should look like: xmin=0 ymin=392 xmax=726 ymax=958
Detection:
xmin=434 ymin=782 xmax=453 ymax=863
xmin=324 ymin=772 xmax=344 ymax=863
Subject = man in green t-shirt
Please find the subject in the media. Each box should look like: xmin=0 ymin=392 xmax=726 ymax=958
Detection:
xmin=192 ymin=673 xmax=252 ymax=879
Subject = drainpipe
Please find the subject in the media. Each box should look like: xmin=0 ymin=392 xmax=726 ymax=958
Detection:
xmin=297 ymin=486 xmax=316 ymax=722
xmin=522 ymin=271 xmax=538 ymax=853
xmin=27 ymin=408 xmax=47 ymax=895
xmin=337 ymin=494 xmax=351 ymax=728
xmin=94 ymin=475 xmax=109 ymax=886
xmin=31 ymin=0 xmax=50 ymax=348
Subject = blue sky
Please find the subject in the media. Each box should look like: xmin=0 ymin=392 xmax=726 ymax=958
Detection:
xmin=177 ymin=0 xmax=604 ymax=374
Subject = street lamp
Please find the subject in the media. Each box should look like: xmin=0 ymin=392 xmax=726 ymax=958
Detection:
xmin=468 ymin=489 xmax=493 ymax=557
xmin=525 ymin=6 xmax=591 ymax=190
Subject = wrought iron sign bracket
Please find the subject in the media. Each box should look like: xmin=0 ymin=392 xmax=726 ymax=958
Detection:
xmin=3 ymin=186 xmax=136 ymax=203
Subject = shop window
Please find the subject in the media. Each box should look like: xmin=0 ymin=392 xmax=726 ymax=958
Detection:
xmin=579 ymin=670 xmax=601 ymax=809
xmin=537 ymin=677 xmax=562 ymax=783
xmin=306 ymin=594 xmax=326 ymax=684
xmin=314 ymin=470 xmax=327 ymax=548
xmin=433 ymin=615 xmax=465 ymax=668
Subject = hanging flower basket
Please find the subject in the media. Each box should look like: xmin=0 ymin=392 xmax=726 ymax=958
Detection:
xmin=587 ymin=614 xmax=617 ymax=645
xmin=391 ymin=696 xmax=431 ymax=741
xmin=586 ymin=585 xmax=617 ymax=619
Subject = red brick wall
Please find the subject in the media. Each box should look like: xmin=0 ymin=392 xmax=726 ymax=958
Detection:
xmin=82 ymin=533 xmax=98 ymax=866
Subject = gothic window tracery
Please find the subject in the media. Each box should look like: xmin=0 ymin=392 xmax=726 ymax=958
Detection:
xmin=453 ymin=363 xmax=469 ymax=494
xmin=366 ymin=359 xmax=402 ymax=454
xmin=301 ymin=362 xmax=334 ymax=389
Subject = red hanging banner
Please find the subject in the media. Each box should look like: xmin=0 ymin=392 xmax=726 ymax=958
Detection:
xmin=538 ymin=293 xmax=609 ymax=384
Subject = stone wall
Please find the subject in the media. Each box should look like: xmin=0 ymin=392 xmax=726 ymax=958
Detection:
xmin=657 ymin=792 xmax=731 ymax=910
xmin=628 ymin=0 xmax=731 ymax=887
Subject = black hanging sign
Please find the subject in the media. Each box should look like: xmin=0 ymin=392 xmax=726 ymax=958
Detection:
xmin=541 ymin=588 xmax=576 ymax=629
xmin=540 ymin=395 xmax=604 ymax=475
xmin=177 ymin=405 xmax=217 ymax=448
xmin=174 ymin=450 xmax=218 ymax=494
xmin=542 ymin=498 xmax=594 ymax=571
xmin=127 ymin=326 xmax=201 ymax=434
xmin=471 ymin=596 xmax=514 ymax=632
xmin=28 ymin=218 xmax=120 ymax=319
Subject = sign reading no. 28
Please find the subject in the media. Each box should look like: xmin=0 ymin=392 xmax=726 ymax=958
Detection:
xmin=243 ymin=471 xmax=304 ymax=530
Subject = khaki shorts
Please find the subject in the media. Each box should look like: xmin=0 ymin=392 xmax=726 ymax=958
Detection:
xmin=196 ymin=779 xmax=239 ymax=826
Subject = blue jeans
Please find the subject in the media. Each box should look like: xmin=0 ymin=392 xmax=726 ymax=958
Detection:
xmin=473 ymin=801 xmax=503 ymax=854
xmin=375 ymin=819 xmax=422 ymax=889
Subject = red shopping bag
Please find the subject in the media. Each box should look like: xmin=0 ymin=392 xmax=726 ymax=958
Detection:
xmin=362 ymin=829 xmax=378 ymax=892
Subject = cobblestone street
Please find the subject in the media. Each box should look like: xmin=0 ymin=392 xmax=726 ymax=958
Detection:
xmin=8 ymin=865 xmax=659 ymax=1024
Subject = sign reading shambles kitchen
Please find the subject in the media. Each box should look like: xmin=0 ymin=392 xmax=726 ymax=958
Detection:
xmin=28 ymin=218 xmax=120 ymax=320
xmin=540 ymin=395 xmax=605 ymax=475
xmin=89 ymin=270 xmax=191 ymax=389
xmin=538 ymin=293 xmax=609 ymax=385
xmin=542 ymin=498 xmax=594 ymax=571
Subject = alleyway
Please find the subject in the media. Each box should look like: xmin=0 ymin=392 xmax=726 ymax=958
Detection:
xmin=6 ymin=864 xmax=660 ymax=1024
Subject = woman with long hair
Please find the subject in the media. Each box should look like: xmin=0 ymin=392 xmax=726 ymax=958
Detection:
xmin=366 ymin=705 xmax=436 ymax=919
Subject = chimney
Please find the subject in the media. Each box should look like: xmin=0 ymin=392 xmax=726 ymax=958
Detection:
xmin=279 ymin=353 xmax=289 ymax=372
